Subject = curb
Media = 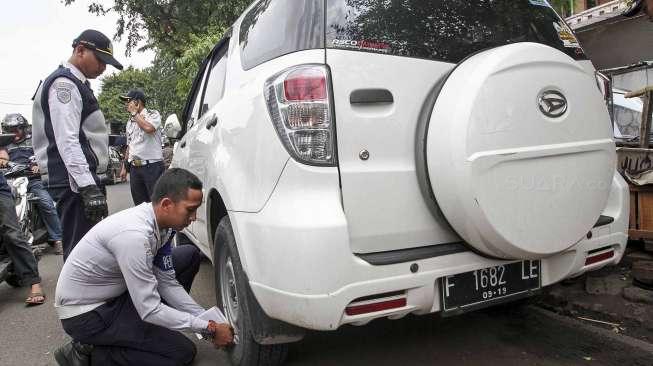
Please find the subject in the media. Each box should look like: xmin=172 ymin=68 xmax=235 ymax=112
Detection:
xmin=528 ymin=305 xmax=653 ymax=355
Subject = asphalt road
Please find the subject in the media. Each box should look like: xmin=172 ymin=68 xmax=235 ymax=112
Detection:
xmin=1 ymin=182 xmax=652 ymax=366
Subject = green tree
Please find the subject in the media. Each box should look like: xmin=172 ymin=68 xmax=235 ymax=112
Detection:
xmin=98 ymin=65 xmax=179 ymax=126
xmin=549 ymin=0 xmax=574 ymax=17
xmin=64 ymin=0 xmax=249 ymax=56
xmin=98 ymin=67 xmax=149 ymax=125
xmin=173 ymin=29 xmax=223 ymax=100
xmin=66 ymin=0 xmax=250 ymax=120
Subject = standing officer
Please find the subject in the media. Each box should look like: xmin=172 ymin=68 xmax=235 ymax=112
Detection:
xmin=0 ymin=113 xmax=64 ymax=255
xmin=53 ymin=168 xmax=233 ymax=365
xmin=32 ymin=29 xmax=123 ymax=260
xmin=119 ymin=89 xmax=165 ymax=205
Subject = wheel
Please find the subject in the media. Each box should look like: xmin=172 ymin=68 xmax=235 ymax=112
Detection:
xmin=214 ymin=217 xmax=288 ymax=366
xmin=19 ymin=217 xmax=33 ymax=244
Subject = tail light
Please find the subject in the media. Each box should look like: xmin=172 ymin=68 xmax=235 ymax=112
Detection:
xmin=264 ymin=65 xmax=336 ymax=166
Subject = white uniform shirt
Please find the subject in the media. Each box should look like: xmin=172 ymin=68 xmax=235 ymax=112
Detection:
xmin=55 ymin=203 xmax=209 ymax=332
xmin=48 ymin=62 xmax=97 ymax=190
xmin=126 ymin=108 xmax=163 ymax=162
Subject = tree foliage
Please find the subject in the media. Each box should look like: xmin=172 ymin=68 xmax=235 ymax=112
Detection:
xmin=65 ymin=0 xmax=249 ymax=56
xmin=65 ymin=0 xmax=250 ymax=119
xmin=98 ymin=61 xmax=183 ymax=126
xmin=98 ymin=67 xmax=150 ymax=124
xmin=548 ymin=0 xmax=573 ymax=17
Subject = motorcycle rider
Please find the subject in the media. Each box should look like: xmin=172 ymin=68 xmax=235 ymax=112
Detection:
xmin=0 ymin=113 xmax=64 ymax=255
xmin=0 ymin=134 xmax=46 ymax=305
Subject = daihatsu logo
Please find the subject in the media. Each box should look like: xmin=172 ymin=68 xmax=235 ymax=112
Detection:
xmin=538 ymin=90 xmax=567 ymax=118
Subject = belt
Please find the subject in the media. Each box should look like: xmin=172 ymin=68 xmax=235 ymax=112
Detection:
xmin=55 ymin=301 xmax=106 ymax=319
xmin=130 ymin=159 xmax=162 ymax=167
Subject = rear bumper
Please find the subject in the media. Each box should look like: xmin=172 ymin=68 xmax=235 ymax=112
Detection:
xmin=232 ymin=161 xmax=628 ymax=331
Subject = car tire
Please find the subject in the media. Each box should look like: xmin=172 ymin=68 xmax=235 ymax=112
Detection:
xmin=214 ymin=217 xmax=289 ymax=366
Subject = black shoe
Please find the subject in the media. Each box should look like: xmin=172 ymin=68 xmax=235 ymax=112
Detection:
xmin=54 ymin=340 xmax=93 ymax=366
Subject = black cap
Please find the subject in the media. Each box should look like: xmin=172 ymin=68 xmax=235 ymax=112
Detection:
xmin=119 ymin=89 xmax=146 ymax=104
xmin=73 ymin=29 xmax=123 ymax=70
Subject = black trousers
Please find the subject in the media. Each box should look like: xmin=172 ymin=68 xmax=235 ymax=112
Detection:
xmin=129 ymin=161 xmax=165 ymax=206
xmin=0 ymin=193 xmax=41 ymax=286
xmin=61 ymin=244 xmax=202 ymax=366
xmin=49 ymin=186 xmax=105 ymax=262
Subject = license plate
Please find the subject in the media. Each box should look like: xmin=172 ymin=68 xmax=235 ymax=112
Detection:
xmin=440 ymin=260 xmax=541 ymax=313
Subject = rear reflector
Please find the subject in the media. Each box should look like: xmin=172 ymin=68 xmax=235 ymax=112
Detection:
xmin=585 ymin=250 xmax=614 ymax=266
xmin=345 ymin=298 xmax=407 ymax=316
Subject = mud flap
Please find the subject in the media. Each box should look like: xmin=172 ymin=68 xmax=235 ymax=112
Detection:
xmin=242 ymin=272 xmax=305 ymax=345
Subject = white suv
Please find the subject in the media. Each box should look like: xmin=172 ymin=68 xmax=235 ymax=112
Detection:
xmin=166 ymin=1 xmax=629 ymax=365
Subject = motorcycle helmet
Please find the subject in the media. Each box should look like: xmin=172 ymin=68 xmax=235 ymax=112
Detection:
xmin=1 ymin=113 xmax=29 ymax=131
xmin=0 ymin=113 xmax=31 ymax=140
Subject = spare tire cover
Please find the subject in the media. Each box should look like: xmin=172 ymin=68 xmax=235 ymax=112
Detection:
xmin=426 ymin=42 xmax=615 ymax=259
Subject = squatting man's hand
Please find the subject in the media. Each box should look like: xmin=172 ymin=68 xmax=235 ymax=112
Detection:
xmin=207 ymin=320 xmax=235 ymax=348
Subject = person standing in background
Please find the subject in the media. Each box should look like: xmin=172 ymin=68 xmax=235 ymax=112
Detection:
xmin=119 ymin=89 xmax=165 ymax=205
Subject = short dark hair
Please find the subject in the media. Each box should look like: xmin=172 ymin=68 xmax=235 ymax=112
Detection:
xmin=151 ymin=168 xmax=203 ymax=203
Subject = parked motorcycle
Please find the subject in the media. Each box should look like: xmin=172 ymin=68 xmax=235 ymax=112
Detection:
xmin=105 ymin=145 xmax=125 ymax=185
xmin=3 ymin=160 xmax=48 ymax=247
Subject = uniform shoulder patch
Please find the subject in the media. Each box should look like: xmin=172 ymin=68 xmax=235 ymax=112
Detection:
xmin=53 ymin=81 xmax=74 ymax=104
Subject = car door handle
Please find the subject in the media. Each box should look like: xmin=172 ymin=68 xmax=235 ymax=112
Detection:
xmin=206 ymin=116 xmax=219 ymax=130
xmin=350 ymin=89 xmax=394 ymax=104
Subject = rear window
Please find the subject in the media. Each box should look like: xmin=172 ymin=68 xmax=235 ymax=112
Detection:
xmin=240 ymin=0 xmax=324 ymax=70
xmin=326 ymin=0 xmax=587 ymax=64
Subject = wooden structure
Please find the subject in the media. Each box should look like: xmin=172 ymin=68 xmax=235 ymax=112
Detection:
xmin=621 ymin=86 xmax=653 ymax=240
xmin=628 ymin=184 xmax=653 ymax=240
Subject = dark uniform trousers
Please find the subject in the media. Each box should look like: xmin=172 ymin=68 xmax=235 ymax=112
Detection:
xmin=49 ymin=185 xmax=106 ymax=261
xmin=130 ymin=161 xmax=165 ymax=206
xmin=61 ymin=244 xmax=202 ymax=366
xmin=0 ymin=194 xmax=41 ymax=286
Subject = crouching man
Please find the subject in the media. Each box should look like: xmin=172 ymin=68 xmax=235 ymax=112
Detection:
xmin=54 ymin=168 xmax=233 ymax=365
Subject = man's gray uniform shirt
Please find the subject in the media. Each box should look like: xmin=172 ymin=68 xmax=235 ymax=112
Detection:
xmin=55 ymin=203 xmax=208 ymax=332
xmin=32 ymin=62 xmax=108 ymax=191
